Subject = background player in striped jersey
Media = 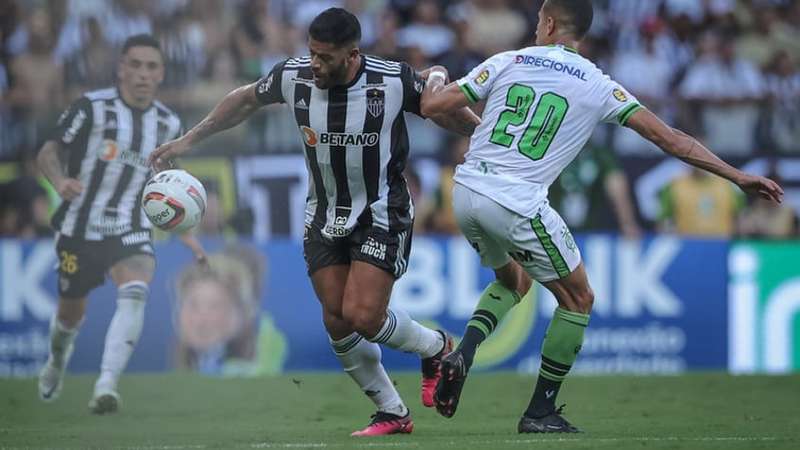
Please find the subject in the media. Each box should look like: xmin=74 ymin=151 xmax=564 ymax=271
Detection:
xmin=150 ymin=8 xmax=480 ymax=437
xmin=36 ymin=34 xmax=206 ymax=414
xmin=420 ymin=0 xmax=783 ymax=433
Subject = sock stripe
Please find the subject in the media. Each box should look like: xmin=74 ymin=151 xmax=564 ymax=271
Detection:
xmin=334 ymin=335 xmax=363 ymax=354
xmin=541 ymin=361 xmax=569 ymax=377
xmin=539 ymin=368 xmax=565 ymax=382
xmin=473 ymin=309 xmax=498 ymax=330
xmin=373 ymin=310 xmax=397 ymax=344
xmin=468 ymin=316 xmax=493 ymax=336
xmin=541 ymin=355 xmax=572 ymax=372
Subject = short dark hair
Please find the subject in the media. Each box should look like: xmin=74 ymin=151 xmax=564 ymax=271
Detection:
xmin=545 ymin=0 xmax=594 ymax=40
xmin=121 ymin=34 xmax=162 ymax=56
xmin=309 ymin=8 xmax=361 ymax=47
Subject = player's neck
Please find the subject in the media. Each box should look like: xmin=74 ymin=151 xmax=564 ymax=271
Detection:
xmin=118 ymin=85 xmax=153 ymax=111
xmin=339 ymin=55 xmax=364 ymax=88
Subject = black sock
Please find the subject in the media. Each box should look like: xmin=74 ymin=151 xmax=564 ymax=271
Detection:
xmin=456 ymin=326 xmax=486 ymax=369
xmin=525 ymin=376 xmax=562 ymax=418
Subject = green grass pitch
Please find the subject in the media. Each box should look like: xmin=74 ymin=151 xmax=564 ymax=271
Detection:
xmin=2 ymin=372 xmax=799 ymax=449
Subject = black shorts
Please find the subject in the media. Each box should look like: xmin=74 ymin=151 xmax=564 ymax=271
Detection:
xmin=303 ymin=224 xmax=412 ymax=279
xmin=55 ymin=231 xmax=154 ymax=298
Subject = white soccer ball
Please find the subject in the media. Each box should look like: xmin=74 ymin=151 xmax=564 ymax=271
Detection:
xmin=142 ymin=169 xmax=207 ymax=233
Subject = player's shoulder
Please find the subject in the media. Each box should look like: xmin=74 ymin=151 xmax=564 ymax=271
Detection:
xmin=283 ymin=56 xmax=311 ymax=71
xmin=152 ymin=99 xmax=181 ymax=121
xmin=364 ymin=54 xmax=403 ymax=77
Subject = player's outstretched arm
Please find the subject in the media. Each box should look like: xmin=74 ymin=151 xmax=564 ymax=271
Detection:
xmin=626 ymin=108 xmax=784 ymax=203
xmin=149 ymin=82 xmax=263 ymax=171
xmin=420 ymin=67 xmax=481 ymax=136
xmin=37 ymin=140 xmax=83 ymax=201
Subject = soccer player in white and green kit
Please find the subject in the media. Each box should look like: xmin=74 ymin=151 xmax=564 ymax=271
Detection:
xmin=420 ymin=0 xmax=784 ymax=433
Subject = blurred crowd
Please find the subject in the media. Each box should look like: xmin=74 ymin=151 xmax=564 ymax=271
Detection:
xmin=1 ymin=0 xmax=798 ymax=239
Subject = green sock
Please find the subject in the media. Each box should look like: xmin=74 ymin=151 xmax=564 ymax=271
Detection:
xmin=458 ymin=281 xmax=521 ymax=368
xmin=526 ymin=307 xmax=590 ymax=418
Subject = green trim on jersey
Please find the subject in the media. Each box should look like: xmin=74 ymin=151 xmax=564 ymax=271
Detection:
xmin=460 ymin=83 xmax=480 ymax=103
xmin=530 ymin=215 xmax=570 ymax=278
xmin=547 ymin=44 xmax=579 ymax=54
xmin=617 ymin=103 xmax=643 ymax=125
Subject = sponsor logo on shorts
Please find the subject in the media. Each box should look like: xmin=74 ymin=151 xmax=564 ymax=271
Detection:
xmin=361 ymin=236 xmax=387 ymax=261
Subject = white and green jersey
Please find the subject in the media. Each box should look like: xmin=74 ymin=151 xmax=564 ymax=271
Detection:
xmin=455 ymin=44 xmax=642 ymax=217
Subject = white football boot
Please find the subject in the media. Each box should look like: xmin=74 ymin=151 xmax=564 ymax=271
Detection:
xmin=88 ymin=376 xmax=121 ymax=414
xmin=38 ymin=343 xmax=73 ymax=402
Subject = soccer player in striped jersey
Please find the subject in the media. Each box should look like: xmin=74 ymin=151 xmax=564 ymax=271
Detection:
xmin=420 ymin=0 xmax=783 ymax=433
xmin=150 ymin=8 xmax=480 ymax=436
xmin=36 ymin=34 xmax=206 ymax=414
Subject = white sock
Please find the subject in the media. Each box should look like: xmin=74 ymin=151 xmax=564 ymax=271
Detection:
xmin=331 ymin=333 xmax=407 ymax=416
xmin=98 ymin=281 xmax=148 ymax=388
xmin=368 ymin=308 xmax=444 ymax=359
xmin=49 ymin=315 xmax=80 ymax=368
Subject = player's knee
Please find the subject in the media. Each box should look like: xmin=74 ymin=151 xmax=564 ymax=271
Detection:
xmin=118 ymin=280 xmax=149 ymax=302
xmin=344 ymin=306 xmax=383 ymax=338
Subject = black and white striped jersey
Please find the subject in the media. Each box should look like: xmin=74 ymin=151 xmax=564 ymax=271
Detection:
xmin=49 ymin=87 xmax=182 ymax=240
xmin=254 ymin=55 xmax=426 ymax=238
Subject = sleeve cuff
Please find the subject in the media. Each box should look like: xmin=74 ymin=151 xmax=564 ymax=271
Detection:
xmin=617 ymin=103 xmax=643 ymax=125
xmin=458 ymin=81 xmax=480 ymax=104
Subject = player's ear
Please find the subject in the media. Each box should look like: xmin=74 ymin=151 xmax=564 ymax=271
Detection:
xmin=546 ymin=15 xmax=557 ymax=37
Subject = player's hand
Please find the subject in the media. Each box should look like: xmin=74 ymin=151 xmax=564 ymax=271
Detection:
xmin=149 ymin=137 xmax=191 ymax=172
xmin=736 ymin=173 xmax=784 ymax=203
xmin=55 ymin=178 xmax=84 ymax=201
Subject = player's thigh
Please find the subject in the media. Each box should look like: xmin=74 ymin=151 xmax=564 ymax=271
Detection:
xmin=344 ymin=225 xmax=409 ymax=327
xmin=509 ymin=203 xmax=582 ymax=284
xmin=309 ymin=264 xmax=350 ymax=318
xmin=108 ymin=233 xmax=156 ymax=286
xmin=452 ymin=183 xmax=512 ymax=269
xmin=342 ymin=260 xmax=395 ymax=335
xmin=304 ymin=225 xmax=351 ymax=317
xmin=54 ymin=234 xmax=105 ymax=299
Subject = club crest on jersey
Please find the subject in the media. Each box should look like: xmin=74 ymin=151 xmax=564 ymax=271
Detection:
xmin=613 ymin=88 xmax=628 ymax=102
xmin=474 ymin=69 xmax=490 ymax=85
xmin=99 ymin=139 xmax=119 ymax=161
xmin=367 ymin=89 xmax=385 ymax=118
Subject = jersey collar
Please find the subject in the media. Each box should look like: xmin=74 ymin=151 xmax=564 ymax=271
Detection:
xmin=548 ymin=44 xmax=579 ymax=54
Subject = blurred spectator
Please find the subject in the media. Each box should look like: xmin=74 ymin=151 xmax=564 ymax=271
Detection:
xmin=738 ymin=170 xmax=797 ymax=238
xmin=549 ymin=145 xmax=641 ymax=238
xmin=461 ymin=0 xmax=528 ymax=57
xmin=763 ymin=50 xmax=800 ymax=154
xmin=0 ymin=175 xmax=51 ymax=238
xmin=62 ymin=17 xmax=115 ymax=98
xmin=658 ymin=169 xmax=743 ymax=237
xmin=417 ymin=136 xmax=468 ymax=235
xmin=610 ymin=19 xmax=674 ymax=155
xmin=679 ymin=32 xmax=765 ymax=155
xmin=396 ymin=0 xmax=454 ymax=60
xmin=5 ymin=8 xmax=64 ymax=158
xmin=735 ymin=5 xmax=795 ymax=69
xmin=173 ymin=245 xmax=287 ymax=376
xmin=231 ymin=0 xmax=291 ymax=81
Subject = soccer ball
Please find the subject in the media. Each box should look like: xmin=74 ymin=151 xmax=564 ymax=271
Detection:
xmin=142 ymin=169 xmax=207 ymax=233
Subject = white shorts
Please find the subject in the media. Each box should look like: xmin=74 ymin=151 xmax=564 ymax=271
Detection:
xmin=453 ymin=183 xmax=581 ymax=282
